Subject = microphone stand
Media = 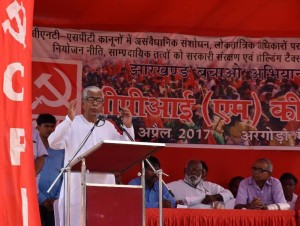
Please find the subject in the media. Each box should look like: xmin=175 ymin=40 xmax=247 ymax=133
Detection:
xmin=111 ymin=117 xmax=174 ymax=196
xmin=47 ymin=115 xmax=104 ymax=226
xmin=111 ymin=117 xmax=173 ymax=226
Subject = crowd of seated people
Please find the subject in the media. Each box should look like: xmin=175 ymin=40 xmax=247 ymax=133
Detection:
xmin=81 ymin=61 xmax=300 ymax=146
xmin=128 ymin=156 xmax=298 ymax=210
xmin=36 ymin=82 xmax=300 ymax=226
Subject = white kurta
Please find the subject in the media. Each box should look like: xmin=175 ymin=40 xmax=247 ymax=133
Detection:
xmin=288 ymin=193 xmax=298 ymax=210
xmin=167 ymin=179 xmax=233 ymax=208
xmin=48 ymin=115 xmax=135 ymax=226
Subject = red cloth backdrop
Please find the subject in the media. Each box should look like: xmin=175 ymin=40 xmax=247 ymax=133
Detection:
xmin=0 ymin=0 xmax=39 ymax=226
xmin=33 ymin=1 xmax=300 ymax=38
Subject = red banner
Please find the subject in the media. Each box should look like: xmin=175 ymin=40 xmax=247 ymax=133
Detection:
xmin=0 ymin=0 xmax=40 ymax=225
xmin=31 ymin=59 xmax=82 ymax=123
xmin=32 ymin=28 xmax=300 ymax=149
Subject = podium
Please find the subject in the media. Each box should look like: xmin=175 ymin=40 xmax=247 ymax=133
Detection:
xmin=68 ymin=139 xmax=165 ymax=226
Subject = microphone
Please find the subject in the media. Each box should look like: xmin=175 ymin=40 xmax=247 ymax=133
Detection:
xmin=97 ymin=115 xmax=125 ymax=133
xmin=106 ymin=115 xmax=123 ymax=126
xmin=94 ymin=114 xmax=106 ymax=126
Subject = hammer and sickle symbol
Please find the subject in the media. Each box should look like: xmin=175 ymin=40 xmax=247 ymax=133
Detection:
xmin=2 ymin=1 xmax=27 ymax=48
xmin=32 ymin=67 xmax=72 ymax=109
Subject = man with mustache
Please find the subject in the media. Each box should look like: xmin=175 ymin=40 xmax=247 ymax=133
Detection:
xmin=235 ymin=158 xmax=289 ymax=210
xmin=128 ymin=156 xmax=176 ymax=208
xmin=48 ymin=86 xmax=135 ymax=226
xmin=167 ymin=160 xmax=233 ymax=208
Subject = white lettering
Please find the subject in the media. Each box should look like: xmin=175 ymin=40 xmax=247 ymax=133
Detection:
xmin=4 ymin=62 xmax=24 ymax=101
xmin=10 ymin=128 xmax=25 ymax=165
xmin=21 ymin=188 xmax=28 ymax=226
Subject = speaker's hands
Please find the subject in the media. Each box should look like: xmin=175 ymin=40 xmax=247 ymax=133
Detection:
xmin=120 ymin=107 xmax=132 ymax=128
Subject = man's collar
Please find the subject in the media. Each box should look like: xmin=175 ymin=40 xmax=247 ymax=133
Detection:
xmin=184 ymin=178 xmax=198 ymax=187
xmin=249 ymin=176 xmax=272 ymax=185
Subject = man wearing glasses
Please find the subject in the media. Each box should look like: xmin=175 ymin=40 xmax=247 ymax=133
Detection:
xmin=48 ymin=85 xmax=135 ymax=226
xmin=235 ymin=158 xmax=290 ymax=210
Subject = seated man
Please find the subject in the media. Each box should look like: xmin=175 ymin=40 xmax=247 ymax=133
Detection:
xmin=128 ymin=156 xmax=176 ymax=208
xmin=229 ymin=176 xmax=244 ymax=198
xmin=225 ymin=176 xmax=244 ymax=209
xmin=280 ymin=172 xmax=298 ymax=210
xmin=167 ymin=159 xmax=233 ymax=208
xmin=235 ymin=158 xmax=289 ymax=210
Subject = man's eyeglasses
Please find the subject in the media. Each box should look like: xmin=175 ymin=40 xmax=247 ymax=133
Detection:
xmin=84 ymin=97 xmax=104 ymax=104
xmin=251 ymin=167 xmax=270 ymax=174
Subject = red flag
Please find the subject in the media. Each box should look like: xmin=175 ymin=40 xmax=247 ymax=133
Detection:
xmin=0 ymin=0 xmax=40 ymax=225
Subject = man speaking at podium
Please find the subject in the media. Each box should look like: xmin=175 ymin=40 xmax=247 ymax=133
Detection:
xmin=48 ymin=86 xmax=135 ymax=226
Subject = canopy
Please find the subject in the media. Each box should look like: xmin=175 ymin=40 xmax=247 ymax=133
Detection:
xmin=33 ymin=0 xmax=300 ymax=37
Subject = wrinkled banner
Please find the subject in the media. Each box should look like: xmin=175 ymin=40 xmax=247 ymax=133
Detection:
xmin=1 ymin=1 xmax=40 ymax=226
xmin=32 ymin=27 xmax=300 ymax=147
